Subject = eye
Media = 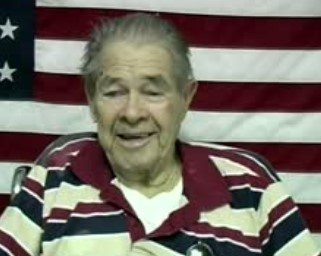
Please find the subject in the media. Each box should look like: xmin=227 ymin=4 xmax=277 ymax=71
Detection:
xmin=144 ymin=90 xmax=163 ymax=96
xmin=102 ymin=90 xmax=126 ymax=97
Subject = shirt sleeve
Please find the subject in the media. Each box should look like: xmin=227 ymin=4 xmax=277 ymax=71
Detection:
xmin=0 ymin=165 xmax=47 ymax=256
xmin=257 ymin=180 xmax=320 ymax=256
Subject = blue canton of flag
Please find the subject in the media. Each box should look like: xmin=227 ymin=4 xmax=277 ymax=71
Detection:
xmin=0 ymin=0 xmax=35 ymax=99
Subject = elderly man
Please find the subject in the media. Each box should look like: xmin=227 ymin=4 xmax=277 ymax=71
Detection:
xmin=0 ymin=14 xmax=319 ymax=256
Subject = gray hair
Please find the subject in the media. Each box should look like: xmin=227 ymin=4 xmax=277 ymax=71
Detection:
xmin=81 ymin=13 xmax=194 ymax=99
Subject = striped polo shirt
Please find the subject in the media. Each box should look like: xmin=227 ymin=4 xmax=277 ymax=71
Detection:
xmin=0 ymin=132 xmax=319 ymax=256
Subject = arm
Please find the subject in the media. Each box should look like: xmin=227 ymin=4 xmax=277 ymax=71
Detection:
xmin=258 ymin=181 xmax=320 ymax=256
xmin=0 ymin=165 xmax=47 ymax=256
xmin=225 ymin=148 xmax=320 ymax=255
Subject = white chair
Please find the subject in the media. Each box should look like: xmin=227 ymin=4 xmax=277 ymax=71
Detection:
xmin=10 ymin=165 xmax=31 ymax=201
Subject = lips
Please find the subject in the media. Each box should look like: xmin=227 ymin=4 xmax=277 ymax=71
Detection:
xmin=116 ymin=132 xmax=156 ymax=148
xmin=117 ymin=132 xmax=154 ymax=139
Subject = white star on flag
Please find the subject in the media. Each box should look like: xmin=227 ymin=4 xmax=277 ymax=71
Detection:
xmin=0 ymin=61 xmax=16 ymax=82
xmin=0 ymin=18 xmax=19 ymax=40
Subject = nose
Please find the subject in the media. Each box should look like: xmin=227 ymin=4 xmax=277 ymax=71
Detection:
xmin=120 ymin=91 xmax=148 ymax=124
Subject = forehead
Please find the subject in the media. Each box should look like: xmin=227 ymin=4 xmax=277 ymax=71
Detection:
xmin=100 ymin=41 xmax=174 ymax=78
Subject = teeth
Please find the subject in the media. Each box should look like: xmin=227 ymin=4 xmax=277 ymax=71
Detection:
xmin=119 ymin=134 xmax=150 ymax=139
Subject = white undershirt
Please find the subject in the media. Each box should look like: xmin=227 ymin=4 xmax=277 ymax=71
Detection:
xmin=112 ymin=178 xmax=187 ymax=234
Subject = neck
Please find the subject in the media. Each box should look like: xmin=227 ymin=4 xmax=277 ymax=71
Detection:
xmin=114 ymin=154 xmax=182 ymax=198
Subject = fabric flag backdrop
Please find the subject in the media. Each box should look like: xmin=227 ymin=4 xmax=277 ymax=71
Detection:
xmin=1 ymin=0 xmax=321 ymax=249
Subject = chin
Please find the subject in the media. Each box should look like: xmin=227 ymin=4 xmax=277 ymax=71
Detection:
xmin=122 ymin=153 xmax=156 ymax=169
xmin=101 ymin=135 xmax=169 ymax=171
xmin=113 ymin=148 xmax=160 ymax=171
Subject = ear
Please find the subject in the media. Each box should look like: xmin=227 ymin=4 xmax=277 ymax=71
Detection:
xmin=89 ymin=103 xmax=98 ymax=123
xmin=86 ymin=93 xmax=98 ymax=123
xmin=183 ymin=80 xmax=198 ymax=109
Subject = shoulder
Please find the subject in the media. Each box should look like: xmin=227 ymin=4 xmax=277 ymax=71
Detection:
xmin=31 ymin=132 xmax=100 ymax=191
xmin=180 ymin=143 xmax=292 ymax=212
xmin=35 ymin=132 xmax=98 ymax=168
xmin=182 ymin=141 xmax=282 ymax=210
xmin=183 ymin=140 xmax=279 ymax=184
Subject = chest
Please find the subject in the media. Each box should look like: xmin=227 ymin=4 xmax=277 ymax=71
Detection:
xmin=41 ymin=184 xmax=261 ymax=256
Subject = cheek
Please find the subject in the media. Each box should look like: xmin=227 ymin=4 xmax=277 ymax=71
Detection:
xmin=94 ymin=101 xmax=118 ymax=133
xmin=95 ymin=104 xmax=116 ymax=150
xmin=95 ymin=100 xmax=116 ymax=120
xmin=156 ymin=101 xmax=186 ymax=134
xmin=168 ymin=98 xmax=186 ymax=122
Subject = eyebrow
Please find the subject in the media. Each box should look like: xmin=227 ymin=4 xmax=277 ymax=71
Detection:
xmin=97 ymin=75 xmax=121 ymax=87
xmin=97 ymin=74 xmax=170 ymax=90
xmin=144 ymin=75 xmax=169 ymax=89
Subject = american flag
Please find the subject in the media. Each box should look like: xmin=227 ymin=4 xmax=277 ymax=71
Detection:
xmin=0 ymin=0 xmax=321 ymax=248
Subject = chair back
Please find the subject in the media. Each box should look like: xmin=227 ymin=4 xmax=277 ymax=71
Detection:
xmin=11 ymin=165 xmax=31 ymax=202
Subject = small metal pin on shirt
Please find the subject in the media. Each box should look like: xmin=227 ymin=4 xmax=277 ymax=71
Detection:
xmin=186 ymin=241 xmax=215 ymax=256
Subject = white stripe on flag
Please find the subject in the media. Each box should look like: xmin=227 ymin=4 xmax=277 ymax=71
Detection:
xmin=0 ymin=101 xmax=95 ymax=135
xmin=35 ymin=39 xmax=85 ymax=75
xmin=0 ymin=162 xmax=320 ymax=204
xmin=0 ymin=162 xmax=31 ymax=194
xmin=36 ymin=0 xmax=321 ymax=17
xmin=278 ymin=172 xmax=321 ymax=204
xmin=180 ymin=111 xmax=321 ymax=143
xmin=35 ymin=39 xmax=321 ymax=83
xmin=1 ymin=101 xmax=321 ymax=142
xmin=191 ymin=48 xmax=321 ymax=83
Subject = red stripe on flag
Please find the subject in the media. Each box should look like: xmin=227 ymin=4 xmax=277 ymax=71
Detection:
xmin=35 ymin=74 xmax=321 ymax=112
xmin=299 ymin=204 xmax=321 ymax=233
xmin=0 ymin=197 xmax=9 ymax=215
xmin=193 ymin=83 xmax=321 ymax=112
xmin=227 ymin=142 xmax=321 ymax=173
xmin=35 ymin=73 xmax=86 ymax=105
xmin=36 ymin=8 xmax=321 ymax=48
xmin=0 ymin=133 xmax=57 ymax=162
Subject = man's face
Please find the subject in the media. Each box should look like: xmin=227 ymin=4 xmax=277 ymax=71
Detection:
xmin=90 ymin=41 xmax=194 ymax=176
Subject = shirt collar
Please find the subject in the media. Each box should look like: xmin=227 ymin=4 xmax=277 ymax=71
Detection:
xmin=178 ymin=142 xmax=231 ymax=211
xmin=70 ymin=138 xmax=231 ymax=212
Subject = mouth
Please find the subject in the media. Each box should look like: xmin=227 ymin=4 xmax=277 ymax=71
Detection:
xmin=116 ymin=132 xmax=156 ymax=148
